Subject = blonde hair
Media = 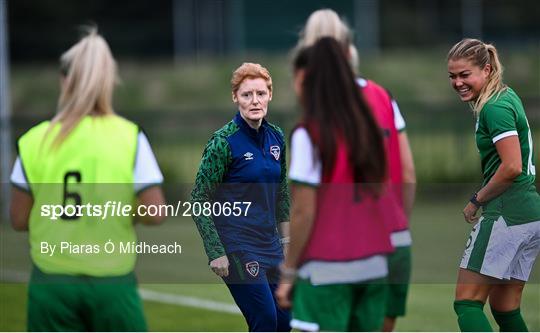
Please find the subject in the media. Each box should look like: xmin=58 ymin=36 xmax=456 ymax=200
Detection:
xmin=447 ymin=38 xmax=506 ymax=115
xmin=295 ymin=9 xmax=355 ymax=70
xmin=348 ymin=44 xmax=359 ymax=75
xmin=47 ymin=26 xmax=118 ymax=147
xmin=231 ymin=62 xmax=272 ymax=96
xmin=297 ymin=9 xmax=350 ymax=48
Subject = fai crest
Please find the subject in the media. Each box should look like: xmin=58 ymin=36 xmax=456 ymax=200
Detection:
xmin=245 ymin=261 xmax=259 ymax=277
xmin=270 ymin=146 xmax=280 ymax=160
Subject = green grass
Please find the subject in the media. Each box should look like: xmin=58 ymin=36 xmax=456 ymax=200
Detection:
xmin=400 ymin=284 xmax=540 ymax=331
xmin=0 ymin=283 xmax=247 ymax=332
xmin=0 ymin=284 xmax=27 ymax=331
xmin=144 ymin=299 xmax=246 ymax=331
xmin=1 ymin=283 xmax=537 ymax=331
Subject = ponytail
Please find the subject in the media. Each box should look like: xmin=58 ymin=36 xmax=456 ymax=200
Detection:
xmin=473 ymin=44 xmax=505 ymax=114
xmin=46 ymin=26 xmax=118 ymax=147
xmin=297 ymin=37 xmax=387 ymax=189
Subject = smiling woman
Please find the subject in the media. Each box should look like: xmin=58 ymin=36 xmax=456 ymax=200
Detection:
xmin=190 ymin=63 xmax=291 ymax=331
xmin=447 ymin=40 xmax=505 ymax=114
xmin=447 ymin=38 xmax=540 ymax=332
xmin=447 ymin=57 xmax=491 ymax=103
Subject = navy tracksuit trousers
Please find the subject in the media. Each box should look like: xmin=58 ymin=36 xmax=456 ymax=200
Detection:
xmin=224 ymin=251 xmax=291 ymax=332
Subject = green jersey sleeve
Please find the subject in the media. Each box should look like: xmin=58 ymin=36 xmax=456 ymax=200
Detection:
xmin=276 ymin=132 xmax=291 ymax=223
xmin=190 ymin=134 xmax=231 ymax=262
xmin=483 ymin=101 xmax=518 ymax=143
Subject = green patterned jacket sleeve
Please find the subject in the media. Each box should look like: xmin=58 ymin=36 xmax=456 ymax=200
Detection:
xmin=190 ymin=134 xmax=231 ymax=261
xmin=276 ymin=130 xmax=291 ymax=223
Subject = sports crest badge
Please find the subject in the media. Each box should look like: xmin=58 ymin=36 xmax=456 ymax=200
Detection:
xmin=270 ymin=146 xmax=280 ymax=160
xmin=245 ymin=261 xmax=259 ymax=277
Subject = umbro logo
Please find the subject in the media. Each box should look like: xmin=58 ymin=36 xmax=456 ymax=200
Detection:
xmin=244 ymin=152 xmax=254 ymax=160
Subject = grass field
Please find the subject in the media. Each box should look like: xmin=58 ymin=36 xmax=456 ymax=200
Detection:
xmin=1 ymin=197 xmax=539 ymax=331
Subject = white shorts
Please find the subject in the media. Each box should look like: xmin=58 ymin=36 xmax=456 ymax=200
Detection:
xmin=460 ymin=216 xmax=540 ymax=281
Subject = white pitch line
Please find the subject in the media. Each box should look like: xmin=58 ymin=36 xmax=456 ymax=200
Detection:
xmin=139 ymin=288 xmax=241 ymax=315
xmin=1 ymin=268 xmax=241 ymax=315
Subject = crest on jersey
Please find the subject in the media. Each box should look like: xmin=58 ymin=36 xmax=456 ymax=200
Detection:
xmin=270 ymin=146 xmax=280 ymax=160
xmin=245 ymin=261 xmax=259 ymax=277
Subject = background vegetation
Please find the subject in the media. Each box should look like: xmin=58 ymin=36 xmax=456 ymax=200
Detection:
xmin=10 ymin=49 xmax=540 ymax=184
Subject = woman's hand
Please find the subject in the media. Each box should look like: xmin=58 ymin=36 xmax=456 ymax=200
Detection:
xmin=463 ymin=202 xmax=480 ymax=224
xmin=275 ymin=263 xmax=296 ymax=309
xmin=209 ymin=255 xmax=229 ymax=277
xmin=275 ymin=281 xmax=293 ymax=309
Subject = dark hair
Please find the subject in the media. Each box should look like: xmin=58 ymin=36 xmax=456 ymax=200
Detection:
xmin=294 ymin=37 xmax=386 ymax=188
xmin=293 ymin=46 xmax=310 ymax=73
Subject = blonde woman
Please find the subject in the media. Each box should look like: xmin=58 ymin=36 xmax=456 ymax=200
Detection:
xmin=448 ymin=38 xmax=540 ymax=332
xmin=10 ymin=27 xmax=165 ymax=331
xmin=293 ymin=9 xmax=416 ymax=331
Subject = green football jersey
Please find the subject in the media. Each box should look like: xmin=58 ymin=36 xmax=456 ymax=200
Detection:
xmin=475 ymin=87 xmax=540 ymax=224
